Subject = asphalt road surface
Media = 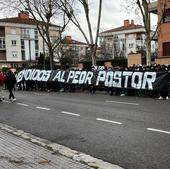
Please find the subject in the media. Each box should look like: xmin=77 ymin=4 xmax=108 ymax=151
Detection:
xmin=0 ymin=90 xmax=170 ymax=169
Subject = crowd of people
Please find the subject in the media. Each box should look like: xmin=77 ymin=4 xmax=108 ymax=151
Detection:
xmin=15 ymin=64 xmax=170 ymax=100
xmin=0 ymin=64 xmax=170 ymax=102
xmin=105 ymin=64 xmax=170 ymax=100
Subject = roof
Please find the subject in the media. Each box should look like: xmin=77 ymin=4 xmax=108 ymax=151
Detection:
xmin=0 ymin=17 xmax=59 ymax=28
xmin=100 ymin=24 xmax=144 ymax=34
xmin=62 ymin=38 xmax=87 ymax=45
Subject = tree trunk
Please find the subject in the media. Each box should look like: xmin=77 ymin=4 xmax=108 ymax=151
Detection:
xmin=91 ymin=0 xmax=102 ymax=66
xmin=137 ymin=0 xmax=151 ymax=65
xmin=146 ymin=36 xmax=151 ymax=65
xmin=90 ymin=45 xmax=96 ymax=65
xmin=49 ymin=47 xmax=54 ymax=70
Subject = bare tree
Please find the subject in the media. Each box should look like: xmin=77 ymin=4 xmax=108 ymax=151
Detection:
xmin=59 ymin=0 xmax=103 ymax=66
xmin=123 ymin=0 xmax=166 ymax=65
xmin=137 ymin=0 xmax=152 ymax=65
xmin=0 ymin=0 xmax=71 ymax=70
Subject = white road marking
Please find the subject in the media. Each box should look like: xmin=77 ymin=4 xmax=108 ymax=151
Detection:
xmin=96 ymin=118 xmax=122 ymax=125
xmin=147 ymin=128 xmax=170 ymax=135
xmin=36 ymin=106 xmax=51 ymax=111
xmin=2 ymin=100 xmax=10 ymax=103
xmin=60 ymin=111 xmax=80 ymax=117
xmin=17 ymin=103 xmax=29 ymax=107
xmin=106 ymin=100 xmax=139 ymax=106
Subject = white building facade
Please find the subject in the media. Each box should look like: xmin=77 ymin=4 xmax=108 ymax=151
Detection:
xmin=99 ymin=20 xmax=156 ymax=60
xmin=0 ymin=11 xmax=60 ymax=69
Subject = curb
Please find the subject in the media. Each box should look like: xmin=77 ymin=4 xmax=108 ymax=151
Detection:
xmin=0 ymin=123 xmax=124 ymax=169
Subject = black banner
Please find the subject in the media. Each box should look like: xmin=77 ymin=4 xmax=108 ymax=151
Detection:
xmin=16 ymin=69 xmax=170 ymax=91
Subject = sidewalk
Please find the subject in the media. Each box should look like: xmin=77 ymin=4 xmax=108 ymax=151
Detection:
xmin=0 ymin=123 xmax=123 ymax=169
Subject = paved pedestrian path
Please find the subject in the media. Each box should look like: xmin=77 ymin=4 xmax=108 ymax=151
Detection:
xmin=0 ymin=129 xmax=91 ymax=169
xmin=0 ymin=123 xmax=123 ymax=169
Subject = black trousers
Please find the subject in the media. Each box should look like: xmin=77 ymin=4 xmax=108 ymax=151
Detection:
xmin=7 ymin=87 xmax=15 ymax=99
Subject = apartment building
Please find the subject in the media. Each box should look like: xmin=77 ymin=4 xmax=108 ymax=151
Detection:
xmin=149 ymin=0 xmax=170 ymax=65
xmin=0 ymin=11 xmax=60 ymax=69
xmin=99 ymin=20 xmax=156 ymax=60
xmin=61 ymin=36 xmax=88 ymax=64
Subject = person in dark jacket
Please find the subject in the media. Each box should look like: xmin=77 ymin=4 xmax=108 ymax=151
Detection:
xmin=5 ymin=70 xmax=16 ymax=102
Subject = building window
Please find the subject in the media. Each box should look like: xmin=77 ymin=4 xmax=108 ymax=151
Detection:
xmin=163 ymin=42 xmax=170 ymax=56
xmin=136 ymin=34 xmax=142 ymax=40
xmin=35 ymin=40 xmax=39 ymax=50
xmin=11 ymin=63 xmax=18 ymax=68
xmin=21 ymin=51 xmax=25 ymax=60
xmin=114 ymin=36 xmax=118 ymax=42
xmin=12 ymin=51 xmax=18 ymax=58
xmin=163 ymin=9 xmax=170 ymax=23
xmin=21 ymin=28 xmax=30 ymax=38
xmin=12 ymin=40 xmax=17 ymax=46
xmin=35 ymin=52 xmax=39 ymax=59
xmin=107 ymin=37 xmax=113 ymax=41
xmin=73 ymin=46 xmax=79 ymax=51
xmin=129 ymin=43 xmax=134 ymax=48
xmin=0 ymin=38 xmax=5 ymax=48
xmin=21 ymin=39 xmax=25 ymax=50
xmin=34 ymin=29 xmax=38 ymax=39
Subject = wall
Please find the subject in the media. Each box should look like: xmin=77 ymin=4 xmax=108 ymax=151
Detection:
xmin=0 ymin=51 xmax=6 ymax=60
xmin=126 ymin=34 xmax=136 ymax=55
xmin=5 ymin=34 xmax=22 ymax=62
xmin=157 ymin=0 xmax=170 ymax=59
xmin=155 ymin=57 xmax=170 ymax=65
xmin=128 ymin=53 xmax=142 ymax=67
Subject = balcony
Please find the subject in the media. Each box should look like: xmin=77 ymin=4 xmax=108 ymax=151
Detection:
xmin=0 ymin=45 xmax=5 ymax=50
xmin=0 ymin=38 xmax=5 ymax=50
xmin=21 ymin=34 xmax=30 ymax=39
xmin=148 ymin=1 xmax=157 ymax=14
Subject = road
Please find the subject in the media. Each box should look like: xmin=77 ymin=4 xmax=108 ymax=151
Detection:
xmin=0 ymin=90 xmax=170 ymax=169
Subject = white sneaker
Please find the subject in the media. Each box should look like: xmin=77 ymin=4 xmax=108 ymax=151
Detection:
xmin=166 ymin=96 xmax=169 ymax=100
xmin=12 ymin=98 xmax=16 ymax=102
xmin=120 ymin=94 xmax=125 ymax=97
xmin=158 ymin=96 xmax=163 ymax=100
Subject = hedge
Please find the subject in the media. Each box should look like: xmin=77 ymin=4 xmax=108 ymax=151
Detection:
xmin=80 ymin=59 xmax=127 ymax=70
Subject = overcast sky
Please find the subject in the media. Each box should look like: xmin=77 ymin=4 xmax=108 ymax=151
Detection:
xmin=0 ymin=0 xmax=157 ymax=43
xmin=63 ymin=0 xmax=157 ymax=42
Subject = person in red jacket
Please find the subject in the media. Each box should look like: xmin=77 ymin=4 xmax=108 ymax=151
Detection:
xmin=0 ymin=71 xmax=5 ymax=102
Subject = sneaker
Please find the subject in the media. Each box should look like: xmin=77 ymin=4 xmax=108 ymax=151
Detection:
xmin=120 ymin=93 xmax=125 ymax=97
xmin=166 ymin=96 xmax=169 ymax=100
xmin=158 ymin=96 xmax=163 ymax=100
xmin=59 ymin=88 xmax=65 ymax=92
xmin=12 ymin=98 xmax=16 ymax=102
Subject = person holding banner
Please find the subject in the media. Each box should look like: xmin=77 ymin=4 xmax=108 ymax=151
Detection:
xmin=158 ymin=71 xmax=170 ymax=100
